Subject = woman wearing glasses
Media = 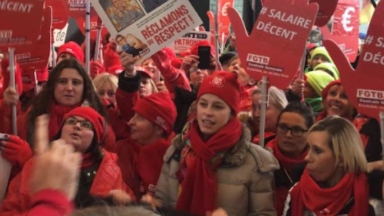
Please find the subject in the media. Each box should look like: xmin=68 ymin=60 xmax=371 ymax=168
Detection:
xmin=265 ymin=102 xmax=314 ymax=216
xmin=0 ymin=107 xmax=135 ymax=215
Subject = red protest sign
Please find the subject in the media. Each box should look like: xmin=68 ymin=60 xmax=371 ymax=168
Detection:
xmin=17 ymin=7 xmax=52 ymax=71
xmin=68 ymin=0 xmax=100 ymax=39
xmin=228 ymin=0 xmax=318 ymax=90
xmin=218 ymin=0 xmax=233 ymax=45
xmin=310 ymin=0 xmax=339 ymax=27
xmin=46 ymin=0 xmax=69 ymax=30
xmin=324 ymin=0 xmax=384 ymax=121
xmin=0 ymin=0 xmax=45 ymax=52
xmin=321 ymin=0 xmax=359 ymax=62
xmin=207 ymin=11 xmax=216 ymax=52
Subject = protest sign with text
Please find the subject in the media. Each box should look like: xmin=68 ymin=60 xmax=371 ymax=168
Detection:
xmin=16 ymin=7 xmax=51 ymax=71
xmin=324 ymin=0 xmax=384 ymax=121
xmin=228 ymin=0 xmax=318 ymax=89
xmin=310 ymin=0 xmax=339 ymax=27
xmin=0 ymin=0 xmax=44 ymax=52
xmin=68 ymin=0 xmax=102 ymax=39
xmin=91 ymin=0 xmax=202 ymax=63
xmin=46 ymin=0 xmax=69 ymax=30
xmin=169 ymin=31 xmax=211 ymax=54
xmin=321 ymin=0 xmax=359 ymax=62
xmin=218 ymin=0 xmax=233 ymax=46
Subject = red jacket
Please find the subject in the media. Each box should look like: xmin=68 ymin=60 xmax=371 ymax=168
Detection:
xmin=26 ymin=190 xmax=73 ymax=216
xmin=114 ymin=135 xmax=173 ymax=200
xmin=0 ymin=150 xmax=133 ymax=216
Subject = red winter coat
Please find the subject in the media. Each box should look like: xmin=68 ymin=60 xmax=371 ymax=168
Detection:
xmin=24 ymin=190 xmax=73 ymax=216
xmin=0 ymin=151 xmax=133 ymax=216
xmin=114 ymin=135 xmax=174 ymax=200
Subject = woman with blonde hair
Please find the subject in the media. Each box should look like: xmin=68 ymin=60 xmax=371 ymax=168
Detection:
xmin=283 ymin=116 xmax=375 ymax=215
xmin=93 ymin=73 xmax=118 ymax=106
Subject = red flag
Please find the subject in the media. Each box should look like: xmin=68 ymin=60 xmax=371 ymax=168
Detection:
xmin=217 ymin=0 xmax=234 ymax=45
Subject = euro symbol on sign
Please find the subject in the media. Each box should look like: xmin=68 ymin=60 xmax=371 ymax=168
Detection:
xmin=221 ymin=2 xmax=231 ymax=16
xmin=341 ymin=7 xmax=355 ymax=32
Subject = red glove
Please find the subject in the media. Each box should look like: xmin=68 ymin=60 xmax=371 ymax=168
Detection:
xmin=90 ymin=61 xmax=106 ymax=79
xmin=0 ymin=134 xmax=33 ymax=167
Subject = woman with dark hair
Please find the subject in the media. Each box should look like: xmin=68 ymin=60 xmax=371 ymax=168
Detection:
xmin=0 ymin=107 xmax=134 ymax=215
xmin=0 ymin=59 xmax=115 ymax=178
xmin=266 ymin=102 xmax=314 ymax=216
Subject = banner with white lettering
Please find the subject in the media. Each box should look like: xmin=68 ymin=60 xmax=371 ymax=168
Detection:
xmin=228 ymin=0 xmax=318 ymax=89
xmin=0 ymin=0 xmax=44 ymax=52
xmin=91 ymin=0 xmax=202 ymax=63
xmin=169 ymin=31 xmax=211 ymax=54
xmin=218 ymin=0 xmax=233 ymax=47
xmin=46 ymin=0 xmax=69 ymax=30
xmin=321 ymin=0 xmax=359 ymax=62
xmin=16 ymin=6 xmax=51 ymax=71
xmin=324 ymin=0 xmax=384 ymax=121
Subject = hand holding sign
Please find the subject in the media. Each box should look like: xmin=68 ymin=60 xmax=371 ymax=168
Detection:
xmin=228 ymin=0 xmax=318 ymax=89
xmin=324 ymin=0 xmax=384 ymax=121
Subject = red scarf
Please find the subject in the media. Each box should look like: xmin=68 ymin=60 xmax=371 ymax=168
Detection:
xmin=49 ymin=103 xmax=78 ymax=140
xmin=267 ymin=138 xmax=308 ymax=171
xmin=176 ymin=118 xmax=242 ymax=216
xmin=136 ymin=138 xmax=171 ymax=195
xmin=290 ymin=169 xmax=369 ymax=216
xmin=81 ymin=153 xmax=95 ymax=169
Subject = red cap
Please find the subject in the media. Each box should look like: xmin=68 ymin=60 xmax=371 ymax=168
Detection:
xmin=104 ymin=43 xmax=121 ymax=71
xmin=190 ymin=40 xmax=214 ymax=55
xmin=57 ymin=42 xmax=84 ymax=62
xmin=63 ymin=107 xmax=105 ymax=143
xmin=133 ymin=92 xmax=177 ymax=134
xmin=197 ymin=71 xmax=242 ymax=114
xmin=321 ymin=79 xmax=342 ymax=101
xmin=135 ymin=66 xmax=152 ymax=78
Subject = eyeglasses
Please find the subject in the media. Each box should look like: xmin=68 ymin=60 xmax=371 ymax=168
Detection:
xmin=277 ymin=123 xmax=308 ymax=137
xmin=65 ymin=117 xmax=94 ymax=130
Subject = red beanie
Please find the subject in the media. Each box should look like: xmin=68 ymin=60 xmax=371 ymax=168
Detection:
xmin=321 ymin=79 xmax=342 ymax=101
xmin=197 ymin=71 xmax=242 ymax=114
xmin=189 ymin=40 xmax=214 ymax=56
xmin=63 ymin=107 xmax=105 ymax=143
xmin=57 ymin=42 xmax=84 ymax=62
xmin=1 ymin=58 xmax=23 ymax=95
xmin=104 ymin=43 xmax=121 ymax=71
xmin=132 ymin=92 xmax=177 ymax=135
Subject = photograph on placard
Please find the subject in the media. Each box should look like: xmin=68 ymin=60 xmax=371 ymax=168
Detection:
xmin=139 ymin=0 xmax=169 ymax=13
xmin=100 ymin=0 xmax=145 ymax=31
xmin=116 ymin=33 xmax=148 ymax=57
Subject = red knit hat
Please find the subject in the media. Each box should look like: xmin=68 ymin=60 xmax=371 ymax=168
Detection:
xmin=321 ymin=79 xmax=342 ymax=101
xmin=189 ymin=40 xmax=214 ymax=56
xmin=63 ymin=107 xmax=105 ymax=143
xmin=197 ymin=71 xmax=242 ymax=114
xmin=132 ymin=92 xmax=177 ymax=135
xmin=57 ymin=42 xmax=84 ymax=62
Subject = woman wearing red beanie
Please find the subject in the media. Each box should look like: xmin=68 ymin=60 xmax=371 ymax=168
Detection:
xmin=0 ymin=59 xmax=117 ymax=179
xmin=114 ymin=92 xmax=177 ymax=200
xmin=283 ymin=116 xmax=375 ymax=216
xmin=156 ymin=71 xmax=279 ymax=216
xmin=57 ymin=42 xmax=85 ymax=64
xmin=0 ymin=107 xmax=135 ymax=215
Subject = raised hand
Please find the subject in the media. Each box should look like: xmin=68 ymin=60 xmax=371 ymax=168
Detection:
xmin=228 ymin=0 xmax=318 ymax=89
xmin=30 ymin=115 xmax=81 ymax=200
xmin=323 ymin=0 xmax=384 ymax=121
